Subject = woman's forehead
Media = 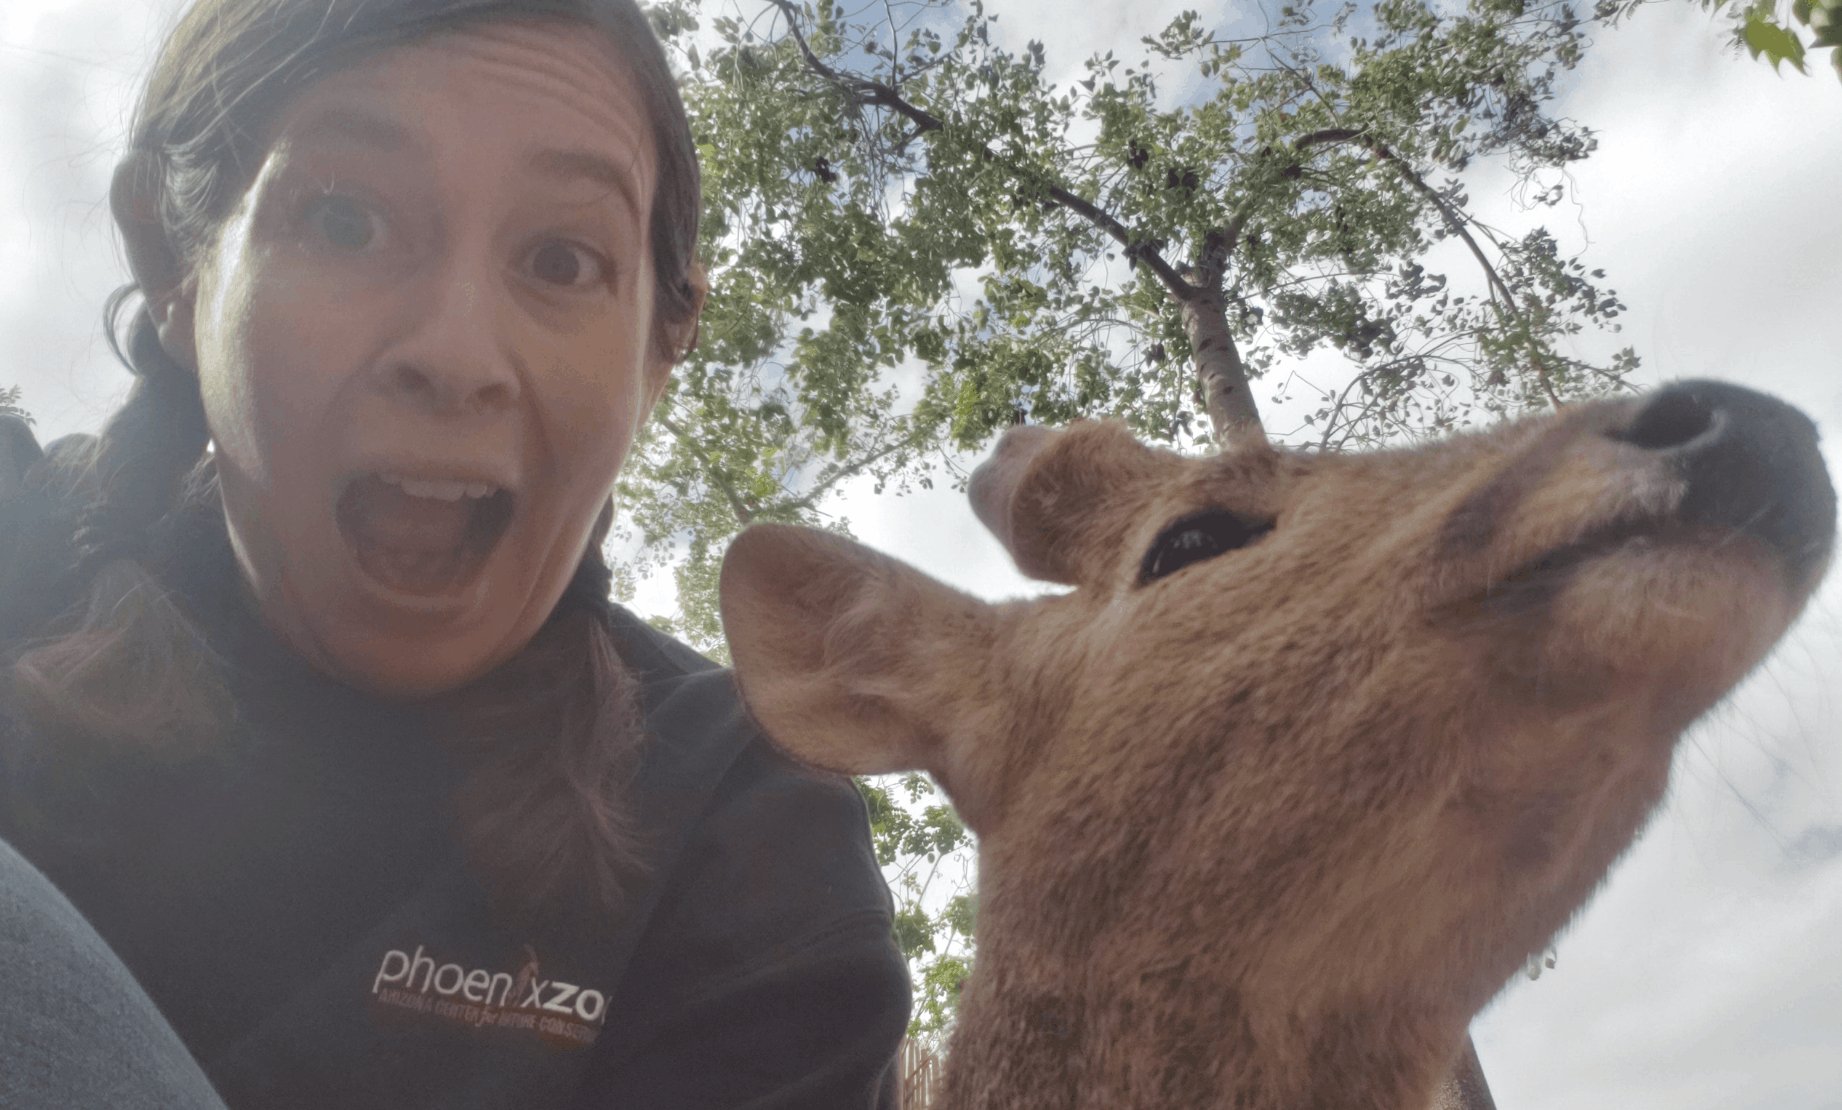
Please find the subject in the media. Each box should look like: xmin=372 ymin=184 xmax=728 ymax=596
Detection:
xmin=267 ymin=19 xmax=657 ymax=197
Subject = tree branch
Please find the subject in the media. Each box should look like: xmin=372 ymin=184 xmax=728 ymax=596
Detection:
xmin=759 ymin=7 xmax=1379 ymax=453
xmin=767 ymin=0 xmax=1209 ymax=303
xmin=781 ymin=429 xmax=925 ymax=512
xmin=1295 ymin=127 xmax=1364 ymax=150
xmin=1043 ymin=184 xmax=1199 ymax=299
xmin=655 ymin=412 xmax=755 ymax=524
xmin=1317 ymin=358 xmax=1406 ymax=452
xmin=767 ymin=0 xmax=944 ymax=134
xmin=1174 ymin=125 xmax=1378 ymax=450
xmin=1277 ymin=56 xmax=1561 ymax=412
xmin=1363 ymin=140 xmax=1563 ymax=407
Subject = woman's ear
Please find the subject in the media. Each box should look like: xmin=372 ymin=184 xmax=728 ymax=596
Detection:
xmin=660 ymin=261 xmax=708 ymax=367
xmin=110 ymin=152 xmax=198 ymax=369
xmin=642 ymin=264 xmax=707 ymax=413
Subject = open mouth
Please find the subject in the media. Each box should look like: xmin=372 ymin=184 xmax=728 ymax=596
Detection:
xmin=335 ymin=472 xmax=516 ymax=597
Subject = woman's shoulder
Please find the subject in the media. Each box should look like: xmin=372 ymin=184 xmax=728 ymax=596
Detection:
xmin=0 ymin=422 xmax=102 ymax=508
xmin=0 ymin=416 xmax=44 ymax=491
xmin=613 ymin=605 xmax=864 ymax=821
xmin=591 ymin=621 xmax=907 ymax=1106
xmin=605 ymin=613 xmax=903 ymax=1061
xmin=610 ymin=605 xmax=889 ymax=919
xmin=614 ymin=607 xmax=870 ymax=810
xmin=604 ymin=605 xmax=726 ymax=682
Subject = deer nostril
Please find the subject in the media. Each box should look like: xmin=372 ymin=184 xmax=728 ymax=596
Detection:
xmin=1610 ymin=389 xmax=1715 ymax=452
xmin=1614 ymin=380 xmax=1835 ymax=583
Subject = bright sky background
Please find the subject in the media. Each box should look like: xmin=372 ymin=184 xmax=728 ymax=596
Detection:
xmin=2 ymin=1 xmax=1839 ymax=1107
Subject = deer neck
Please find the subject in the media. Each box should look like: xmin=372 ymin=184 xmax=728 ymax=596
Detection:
xmin=934 ymin=908 xmax=1460 ymax=1110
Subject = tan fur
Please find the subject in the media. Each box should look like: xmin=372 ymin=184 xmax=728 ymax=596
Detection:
xmin=719 ymin=390 xmax=1833 ymax=1110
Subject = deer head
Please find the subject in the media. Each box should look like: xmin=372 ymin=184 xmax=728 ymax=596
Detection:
xmin=719 ymin=380 xmax=1834 ymax=1110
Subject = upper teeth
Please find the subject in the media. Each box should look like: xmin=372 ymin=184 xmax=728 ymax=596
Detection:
xmin=380 ymin=473 xmax=498 ymax=501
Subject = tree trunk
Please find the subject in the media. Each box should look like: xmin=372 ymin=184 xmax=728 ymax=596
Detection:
xmin=1179 ymin=286 xmax=1266 ymax=452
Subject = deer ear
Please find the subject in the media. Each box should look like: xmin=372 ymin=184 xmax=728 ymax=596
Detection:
xmin=719 ymin=524 xmax=997 ymax=777
xmin=970 ymin=420 xmax=1188 ymax=585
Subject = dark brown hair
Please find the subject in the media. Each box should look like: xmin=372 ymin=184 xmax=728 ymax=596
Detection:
xmin=10 ymin=0 xmax=703 ymax=914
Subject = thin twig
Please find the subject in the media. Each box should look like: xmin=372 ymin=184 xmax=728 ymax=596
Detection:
xmin=783 ymin=430 xmax=927 ymax=512
xmin=767 ymin=0 xmax=945 ymax=135
xmin=1362 ymin=143 xmax=1562 ymax=407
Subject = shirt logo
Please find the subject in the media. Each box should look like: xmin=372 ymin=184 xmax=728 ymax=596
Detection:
xmin=369 ymin=943 xmax=606 ymax=1048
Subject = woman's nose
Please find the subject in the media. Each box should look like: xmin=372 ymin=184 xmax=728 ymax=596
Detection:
xmin=379 ymin=257 xmax=522 ymax=416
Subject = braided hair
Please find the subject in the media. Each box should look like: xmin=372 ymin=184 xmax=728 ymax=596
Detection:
xmin=11 ymin=306 xmax=230 ymax=762
xmin=8 ymin=0 xmax=704 ymax=915
xmin=442 ymin=502 xmax=654 ymax=917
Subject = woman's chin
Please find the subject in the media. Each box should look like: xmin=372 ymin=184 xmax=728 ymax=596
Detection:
xmin=269 ymin=547 xmax=527 ymax=700
xmin=309 ymin=623 xmax=511 ymax=700
xmin=241 ymin=483 xmax=573 ymax=698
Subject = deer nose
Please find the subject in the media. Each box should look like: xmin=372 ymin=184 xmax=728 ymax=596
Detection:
xmin=1611 ymin=380 xmax=1836 ymax=581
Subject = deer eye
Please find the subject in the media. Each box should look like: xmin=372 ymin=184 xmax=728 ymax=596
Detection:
xmin=1140 ymin=509 xmax=1273 ymax=583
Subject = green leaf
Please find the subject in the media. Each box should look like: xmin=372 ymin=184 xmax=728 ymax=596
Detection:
xmin=1743 ymin=11 xmax=1810 ymax=72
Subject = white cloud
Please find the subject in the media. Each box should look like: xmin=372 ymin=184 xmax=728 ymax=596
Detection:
xmin=0 ymin=0 xmax=182 ymax=438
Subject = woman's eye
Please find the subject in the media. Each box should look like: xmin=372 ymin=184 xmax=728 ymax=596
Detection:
xmin=1139 ymin=509 xmax=1273 ymax=583
xmin=304 ymin=195 xmax=377 ymax=250
xmin=529 ymin=241 xmax=609 ymax=289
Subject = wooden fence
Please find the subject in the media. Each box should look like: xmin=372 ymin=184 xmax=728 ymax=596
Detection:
xmin=899 ymin=1036 xmax=942 ymax=1109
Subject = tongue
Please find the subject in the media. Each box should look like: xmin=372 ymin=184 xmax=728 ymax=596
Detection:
xmin=338 ymin=475 xmax=481 ymax=595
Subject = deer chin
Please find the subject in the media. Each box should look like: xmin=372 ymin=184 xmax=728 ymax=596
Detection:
xmin=335 ymin=473 xmax=516 ymax=598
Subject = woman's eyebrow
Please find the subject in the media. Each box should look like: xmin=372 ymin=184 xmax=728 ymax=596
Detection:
xmin=283 ymin=105 xmax=643 ymax=222
xmin=287 ymin=105 xmax=423 ymax=156
xmin=526 ymin=147 xmax=646 ymax=223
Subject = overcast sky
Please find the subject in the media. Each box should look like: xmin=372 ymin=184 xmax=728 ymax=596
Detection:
xmin=3 ymin=1 xmax=1839 ymax=1107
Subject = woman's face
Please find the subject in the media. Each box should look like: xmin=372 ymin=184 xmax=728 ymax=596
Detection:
xmin=163 ymin=21 xmax=669 ymax=696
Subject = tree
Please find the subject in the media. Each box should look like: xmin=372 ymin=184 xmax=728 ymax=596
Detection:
xmin=1693 ymin=0 xmax=1842 ymax=79
xmin=619 ymin=0 xmax=1639 ymax=652
xmin=0 ymin=386 xmax=30 ymax=426
xmin=857 ymin=773 xmax=977 ymax=1044
xmin=619 ymin=0 xmax=1645 ymax=1062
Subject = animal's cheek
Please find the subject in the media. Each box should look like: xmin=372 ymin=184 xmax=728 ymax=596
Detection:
xmin=1498 ymin=790 xmax=1570 ymax=873
xmin=1449 ymin=715 xmax=1675 ymax=902
xmin=1444 ymin=779 xmax=1573 ymax=881
xmin=1544 ymin=541 xmax=1796 ymax=715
